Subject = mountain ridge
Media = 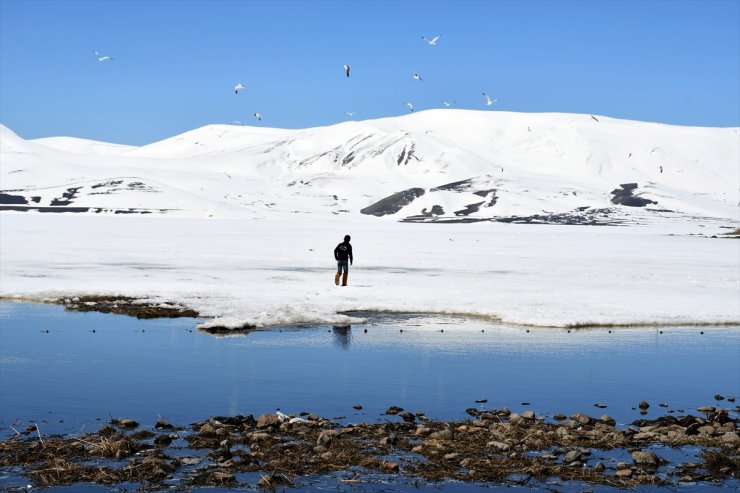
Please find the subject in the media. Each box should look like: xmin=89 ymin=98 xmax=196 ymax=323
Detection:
xmin=1 ymin=110 xmax=738 ymax=225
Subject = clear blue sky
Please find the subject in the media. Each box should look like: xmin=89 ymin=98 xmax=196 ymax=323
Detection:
xmin=1 ymin=0 xmax=738 ymax=145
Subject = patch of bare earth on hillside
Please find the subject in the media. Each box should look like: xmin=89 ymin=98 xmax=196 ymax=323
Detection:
xmin=1 ymin=408 xmax=738 ymax=490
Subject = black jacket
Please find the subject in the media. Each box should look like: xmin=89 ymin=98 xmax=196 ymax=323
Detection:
xmin=334 ymin=241 xmax=353 ymax=262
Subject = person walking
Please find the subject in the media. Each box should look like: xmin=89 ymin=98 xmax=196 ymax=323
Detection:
xmin=334 ymin=235 xmax=353 ymax=286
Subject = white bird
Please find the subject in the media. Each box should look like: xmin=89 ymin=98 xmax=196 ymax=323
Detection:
xmin=405 ymin=102 xmax=414 ymax=112
xmin=345 ymin=111 xmax=357 ymax=116
xmin=421 ymin=35 xmax=441 ymax=45
xmin=232 ymin=121 xmax=242 ymax=125
xmin=413 ymin=73 xmax=423 ymax=81
xmin=443 ymin=101 xmax=455 ymax=107
xmin=93 ymin=50 xmax=112 ymax=62
xmin=343 ymin=64 xmax=351 ymax=77
xmin=253 ymin=113 xmax=262 ymax=121
xmin=234 ymin=83 xmax=245 ymax=94
xmin=482 ymin=92 xmax=498 ymax=106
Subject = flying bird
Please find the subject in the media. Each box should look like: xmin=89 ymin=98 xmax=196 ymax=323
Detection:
xmin=443 ymin=101 xmax=455 ymax=107
xmin=343 ymin=64 xmax=351 ymax=77
xmin=421 ymin=35 xmax=441 ymax=45
xmin=253 ymin=113 xmax=262 ymax=121
xmin=345 ymin=111 xmax=357 ymax=116
xmin=405 ymin=102 xmax=414 ymax=112
xmin=234 ymin=83 xmax=245 ymax=94
xmin=413 ymin=73 xmax=423 ymax=81
xmin=590 ymin=115 xmax=599 ymax=122
xmin=93 ymin=50 xmax=113 ymax=62
xmin=482 ymin=92 xmax=498 ymax=106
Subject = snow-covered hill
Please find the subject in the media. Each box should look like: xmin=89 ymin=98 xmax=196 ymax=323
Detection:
xmin=2 ymin=110 xmax=738 ymax=225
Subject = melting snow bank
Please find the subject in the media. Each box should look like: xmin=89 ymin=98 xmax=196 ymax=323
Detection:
xmin=1 ymin=214 xmax=738 ymax=331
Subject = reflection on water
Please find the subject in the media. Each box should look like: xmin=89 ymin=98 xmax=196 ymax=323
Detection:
xmin=331 ymin=325 xmax=352 ymax=349
xmin=1 ymin=301 xmax=739 ymax=441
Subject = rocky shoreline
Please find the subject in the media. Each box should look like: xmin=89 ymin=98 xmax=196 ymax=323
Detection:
xmin=1 ymin=406 xmax=737 ymax=491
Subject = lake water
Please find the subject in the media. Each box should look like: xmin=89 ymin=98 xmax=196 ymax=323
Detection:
xmin=1 ymin=300 xmax=739 ymax=491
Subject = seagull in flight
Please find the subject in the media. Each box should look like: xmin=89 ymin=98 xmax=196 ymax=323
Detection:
xmin=405 ymin=102 xmax=414 ymax=112
xmin=591 ymin=115 xmax=599 ymax=122
xmin=421 ymin=35 xmax=441 ymax=46
xmin=443 ymin=101 xmax=455 ymax=107
xmin=253 ymin=113 xmax=262 ymax=121
xmin=343 ymin=64 xmax=351 ymax=77
xmin=413 ymin=73 xmax=423 ymax=81
xmin=93 ymin=50 xmax=113 ymax=62
xmin=234 ymin=83 xmax=245 ymax=94
xmin=482 ymin=92 xmax=498 ymax=106
xmin=345 ymin=111 xmax=357 ymax=116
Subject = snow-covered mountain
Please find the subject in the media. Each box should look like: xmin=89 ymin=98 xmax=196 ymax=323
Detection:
xmin=2 ymin=110 xmax=738 ymax=225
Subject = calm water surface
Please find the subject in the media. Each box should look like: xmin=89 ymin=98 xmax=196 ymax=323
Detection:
xmin=1 ymin=301 xmax=738 ymax=438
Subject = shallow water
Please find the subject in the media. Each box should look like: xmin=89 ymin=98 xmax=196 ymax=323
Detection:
xmin=1 ymin=301 xmax=738 ymax=436
xmin=1 ymin=301 xmax=739 ymax=492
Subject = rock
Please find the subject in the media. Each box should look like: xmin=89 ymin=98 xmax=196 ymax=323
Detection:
xmin=599 ymin=415 xmax=616 ymax=426
xmin=666 ymin=430 xmax=685 ymax=441
xmin=631 ymin=450 xmax=661 ymax=467
xmin=521 ymin=410 xmax=535 ymax=420
xmin=444 ymin=452 xmax=461 ymax=460
xmin=479 ymin=412 xmax=495 ymax=420
xmin=714 ymin=394 xmax=725 ymax=401
xmin=615 ymin=468 xmax=633 ymax=478
xmin=353 ymin=404 xmax=362 ymax=410
xmin=486 ymin=440 xmax=511 ymax=452
xmin=250 ymin=432 xmax=271 ymax=441
xmin=399 ymin=411 xmax=416 ymax=423
xmin=256 ymin=413 xmax=281 ymax=428
xmin=316 ymin=429 xmax=340 ymax=447
xmin=659 ymin=403 xmax=669 ymax=408
xmin=385 ymin=406 xmax=403 ymax=415
xmin=593 ymin=461 xmax=605 ymax=472
xmin=414 ymin=425 xmax=431 ymax=436
xmin=556 ymin=426 xmax=569 ymax=437
xmin=638 ymin=401 xmax=650 ymax=409
xmin=721 ymin=431 xmax=739 ymax=443
xmin=508 ymin=413 xmax=522 ymax=424
xmin=697 ymin=406 xmax=716 ymax=413
xmin=155 ymin=419 xmax=174 ymax=430
xmin=460 ymin=458 xmax=473 ymax=468
xmin=429 ymin=429 xmax=454 ymax=440
xmin=553 ymin=413 xmax=567 ymax=421
xmin=571 ymin=413 xmax=592 ymax=425
xmin=564 ymin=450 xmax=582 ymax=463
xmin=382 ymin=461 xmax=399 ymax=473
xmin=728 ymin=396 xmax=736 ymax=402
xmin=199 ymin=422 xmax=216 ymax=433
xmin=118 ymin=418 xmax=138 ymax=429
xmin=594 ymin=403 xmax=607 ymax=409
xmin=697 ymin=425 xmax=716 ymax=435
xmin=154 ymin=434 xmax=173 ymax=447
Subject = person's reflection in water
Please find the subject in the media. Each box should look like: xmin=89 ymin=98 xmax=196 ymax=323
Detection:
xmin=331 ymin=325 xmax=351 ymax=350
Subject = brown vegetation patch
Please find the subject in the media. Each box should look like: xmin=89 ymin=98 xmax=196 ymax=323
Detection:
xmin=55 ymin=295 xmax=199 ymax=319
